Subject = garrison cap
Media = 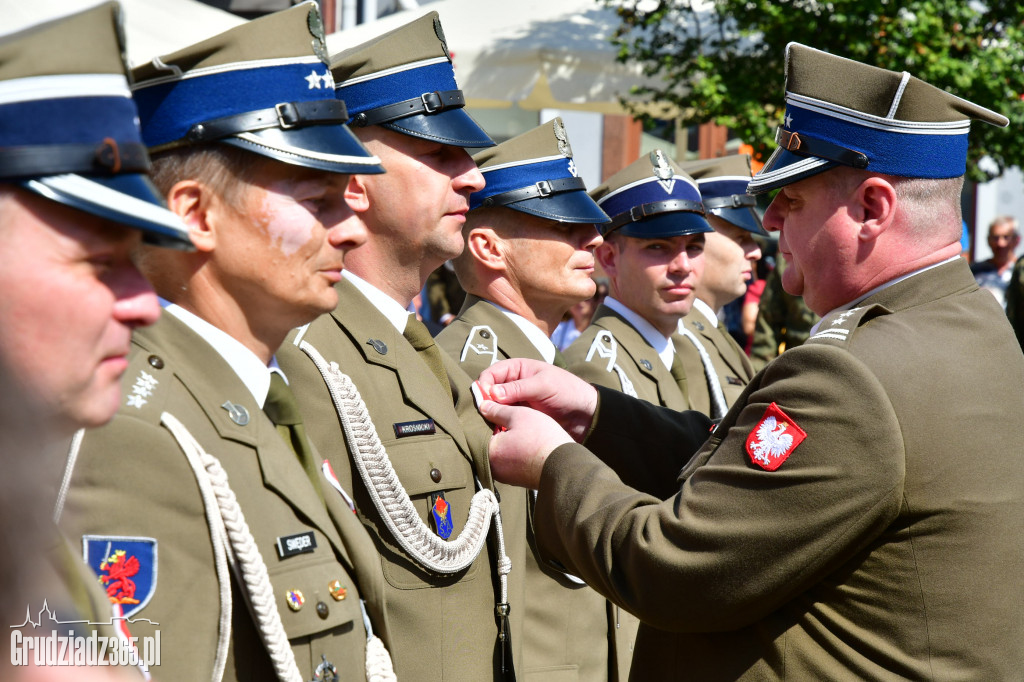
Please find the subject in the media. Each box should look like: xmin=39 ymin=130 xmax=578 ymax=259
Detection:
xmin=469 ymin=118 xmax=608 ymax=224
xmin=591 ymin=150 xmax=711 ymax=238
xmin=331 ymin=12 xmax=494 ymax=148
xmin=749 ymin=42 xmax=1010 ymax=194
xmin=682 ymin=155 xmax=767 ymax=236
xmin=131 ymin=1 xmax=383 ymax=175
xmin=0 ymin=2 xmax=190 ymax=249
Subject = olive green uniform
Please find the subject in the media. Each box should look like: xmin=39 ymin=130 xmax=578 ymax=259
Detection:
xmin=437 ymin=295 xmax=637 ymax=681
xmin=677 ymin=303 xmax=755 ymax=415
xmin=565 ymin=303 xmax=690 ymax=411
xmin=278 ymin=277 xmax=511 ymax=681
xmin=534 ymin=259 xmax=1024 ymax=680
xmin=57 ymin=313 xmax=385 ymax=681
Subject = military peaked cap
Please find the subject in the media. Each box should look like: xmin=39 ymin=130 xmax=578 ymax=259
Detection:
xmin=0 ymin=3 xmax=190 ymax=248
xmin=331 ymin=12 xmax=493 ymax=148
xmin=591 ymin=150 xmax=711 ymax=238
xmin=470 ymin=117 xmax=608 ymax=223
xmin=682 ymin=155 xmax=766 ymax=236
xmin=132 ymin=1 xmax=383 ymax=175
xmin=749 ymin=42 xmax=1009 ymax=194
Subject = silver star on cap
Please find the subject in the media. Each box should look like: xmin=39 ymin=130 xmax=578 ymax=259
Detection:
xmin=305 ymin=70 xmax=325 ymax=89
xmin=785 ymin=113 xmax=793 ymax=128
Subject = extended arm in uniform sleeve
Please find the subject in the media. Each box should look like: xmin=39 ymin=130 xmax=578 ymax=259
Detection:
xmin=585 ymin=386 xmax=712 ymax=499
xmin=534 ymin=344 xmax=905 ymax=633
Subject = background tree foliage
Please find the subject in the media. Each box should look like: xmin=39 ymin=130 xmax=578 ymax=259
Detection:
xmin=606 ymin=0 xmax=1024 ymax=181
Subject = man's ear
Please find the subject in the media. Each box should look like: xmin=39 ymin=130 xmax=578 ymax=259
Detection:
xmin=166 ymin=180 xmax=216 ymax=253
xmin=595 ymin=240 xmax=618 ymax=277
xmin=856 ymin=177 xmax=897 ymax=243
xmin=466 ymin=227 xmax=505 ymax=272
xmin=345 ymin=174 xmax=371 ymax=213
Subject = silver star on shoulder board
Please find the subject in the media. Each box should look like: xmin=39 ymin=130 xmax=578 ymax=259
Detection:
xmin=305 ymin=70 xmax=324 ymax=89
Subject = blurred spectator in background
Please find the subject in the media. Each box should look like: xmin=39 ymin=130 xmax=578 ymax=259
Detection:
xmin=551 ymin=279 xmax=607 ymax=350
xmin=970 ymin=215 xmax=1019 ymax=308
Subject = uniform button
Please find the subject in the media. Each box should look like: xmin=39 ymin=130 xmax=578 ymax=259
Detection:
xmin=148 ymin=355 xmax=164 ymax=369
xmin=316 ymin=601 xmax=329 ymax=619
xmin=480 ymin=330 xmax=491 ymax=339
xmin=430 ymin=468 xmax=442 ymax=483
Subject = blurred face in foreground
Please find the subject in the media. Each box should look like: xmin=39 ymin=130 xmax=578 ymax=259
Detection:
xmin=0 ymin=187 xmax=160 ymax=434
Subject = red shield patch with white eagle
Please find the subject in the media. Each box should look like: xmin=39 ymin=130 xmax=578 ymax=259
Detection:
xmin=745 ymin=402 xmax=806 ymax=471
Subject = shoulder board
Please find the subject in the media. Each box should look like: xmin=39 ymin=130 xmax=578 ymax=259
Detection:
xmin=585 ymin=330 xmax=618 ymax=372
xmin=460 ymin=325 xmax=498 ymax=365
xmin=805 ymin=304 xmax=890 ymax=348
xmin=118 ymin=350 xmax=173 ymax=424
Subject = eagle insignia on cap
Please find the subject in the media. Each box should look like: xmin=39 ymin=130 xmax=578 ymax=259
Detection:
xmin=434 ymin=16 xmax=451 ymax=60
xmin=553 ymin=118 xmax=573 ymax=158
xmin=307 ymin=6 xmax=329 ymax=62
xmin=650 ymin=149 xmax=676 ymax=194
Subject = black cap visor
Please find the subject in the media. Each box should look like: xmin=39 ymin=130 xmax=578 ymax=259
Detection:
xmin=503 ymin=189 xmax=610 ymax=224
xmin=709 ymin=205 xmax=768 ymax=236
xmin=224 ymin=124 xmax=384 ymax=175
xmin=384 ymin=107 xmax=494 ymax=148
xmin=23 ymin=173 xmax=193 ymax=249
xmin=606 ymin=210 xmax=712 ymax=238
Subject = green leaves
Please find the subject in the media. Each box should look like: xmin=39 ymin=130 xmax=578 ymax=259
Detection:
xmin=604 ymin=0 xmax=1024 ymax=181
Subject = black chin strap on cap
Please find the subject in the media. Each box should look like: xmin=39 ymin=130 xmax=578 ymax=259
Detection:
xmin=775 ymin=127 xmax=869 ymax=169
xmin=605 ymin=199 xmax=705 ymax=233
xmin=702 ymin=193 xmax=756 ymax=210
xmin=479 ymin=176 xmax=587 ymax=208
xmin=351 ymin=89 xmax=465 ymax=127
xmin=0 ymin=140 xmax=150 ymax=179
xmin=184 ymin=99 xmax=350 ymax=143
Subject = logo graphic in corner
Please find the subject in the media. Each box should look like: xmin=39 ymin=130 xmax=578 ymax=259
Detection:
xmin=83 ymin=536 xmax=157 ymax=618
xmin=745 ymin=402 xmax=806 ymax=471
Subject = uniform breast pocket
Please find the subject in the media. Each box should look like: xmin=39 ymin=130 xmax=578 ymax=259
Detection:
xmin=376 ymin=434 xmax=480 ymax=589
xmin=266 ymin=553 xmax=360 ymax=639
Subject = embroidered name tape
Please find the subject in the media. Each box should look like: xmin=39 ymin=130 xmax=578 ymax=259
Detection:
xmin=276 ymin=531 xmax=317 ymax=559
xmin=393 ymin=418 xmax=436 ymax=438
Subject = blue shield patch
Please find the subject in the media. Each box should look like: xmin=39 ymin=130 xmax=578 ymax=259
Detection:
xmin=82 ymin=535 xmax=157 ymax=618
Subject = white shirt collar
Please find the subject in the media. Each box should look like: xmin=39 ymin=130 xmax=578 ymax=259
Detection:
xmin=488 ymin=301 xmax=556 ymax=364
xmin=604 ymin=297 xmax=675 ymax=371
xmin=809 ymin=256 xmax=961 ymax=334
xmin=690 ymin=298 xmax=719 ymax=328
xmin=343 ymin=270 xmax=411 ymax=333
xmin=163 ymin=303 xmax=281 ymax=408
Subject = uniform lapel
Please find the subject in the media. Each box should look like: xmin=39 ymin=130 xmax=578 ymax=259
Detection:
xmin=595 ymin=309 xmax=687 ymax=407
xmin=333 ymin=279 xmax=472 ymax=462
xmin=142 ymin=314 xmax=355 ymax=569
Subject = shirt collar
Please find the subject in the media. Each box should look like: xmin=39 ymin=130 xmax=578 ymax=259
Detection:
xmin=162 ymin=303 xmax=281 ymax=407
xmin=604 ymin=297 xmax=675 ymax=371
xmin=343 ymin=270 xmax=412 ymax=333
xmin=809 ymin=256 xmax=961 ymax=334
xmin=488 ymin=301 xmax=556 ymax=364
xmin=690 ymin=298 xmax=719 ymax=328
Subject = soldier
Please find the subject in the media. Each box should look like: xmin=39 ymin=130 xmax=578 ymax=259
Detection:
xmin=55 ymin=6 xmax=397 ymax=680
xmin=435 ymin=119 xmax=638 ymax=680
xmin=477 ymin=42 xmax=1024 ymax=679
xmin=563 ymin=150 xmax=712 ymax=413
xmin=276 ymin=13 xmax=516 ymax=681
xmin=0 ymin=5 xmax=191 ymax=674
xmin=676 ymin=155 xmax=765 ymax=418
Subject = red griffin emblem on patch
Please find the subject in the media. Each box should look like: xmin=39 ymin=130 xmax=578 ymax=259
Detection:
xmin=745 ymin=402 xmax=806 ymax=471
xmin=99 ymin=549 xmax=141 ymax=605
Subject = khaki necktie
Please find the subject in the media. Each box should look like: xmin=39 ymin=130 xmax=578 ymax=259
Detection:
xmin=669 ymin=350 xmax=689 ymax=400
xmin=264 ymin=372 xmax=324 ymax=504
xmin=552 ymin=349 xmax=568 ymax=369
xmin=404 ymin=314 xmax=454 ymax=401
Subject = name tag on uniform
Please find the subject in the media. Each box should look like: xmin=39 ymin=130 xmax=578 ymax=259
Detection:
xmin=393 ymin=418 xmax=436 ymax=438
xmin=276 ymin=531 xmax=317 ymax=559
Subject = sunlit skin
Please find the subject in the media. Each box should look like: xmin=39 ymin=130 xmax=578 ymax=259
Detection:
xmin=469 ymin=210 xmax=603 ymax=335
xmin=343 ymin=127 xmax=485 ymax=306
xmin=597 ymin=232 xmax=706 ymax=337
xmin=697 ymin=216 xmax=762 ymax=312
xmin=0 ymin=187 xmax=160 ymax=435
xmin=159 ymin=161 xmax=365 ymax=363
